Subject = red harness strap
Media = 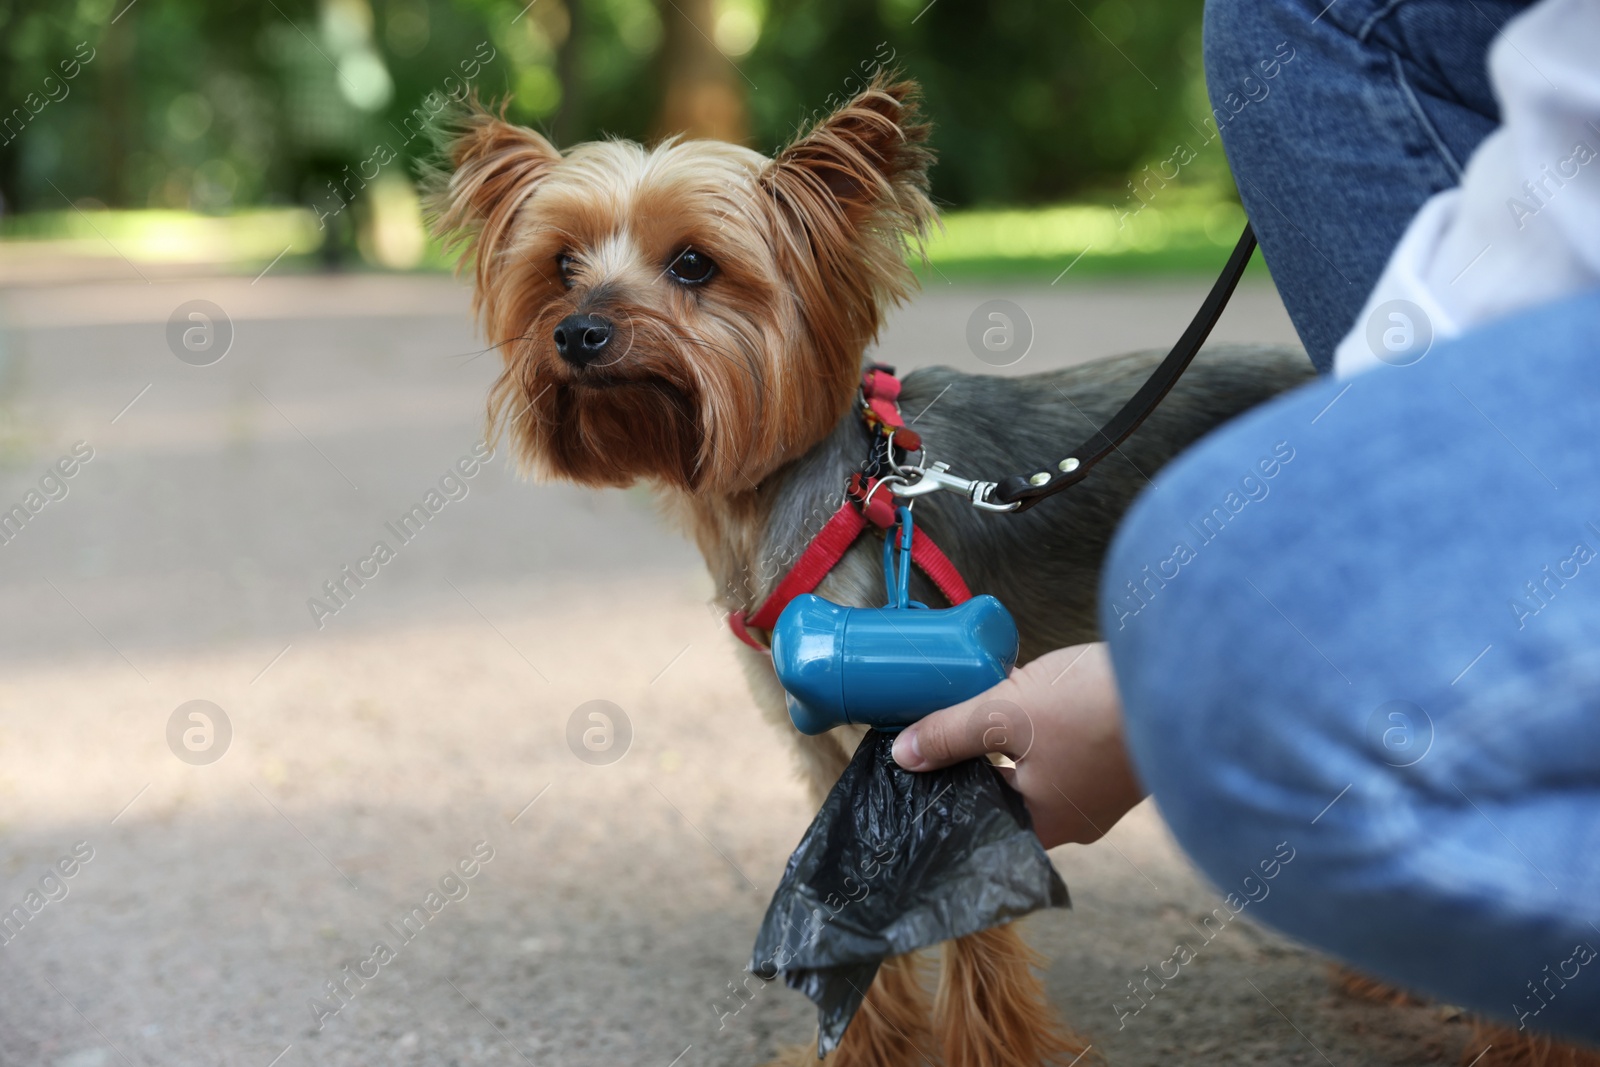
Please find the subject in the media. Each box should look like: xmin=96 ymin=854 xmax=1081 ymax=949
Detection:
xmin=727 ymin=502 xmax=973 ymax=651
xmin=728 ymin=505 xmax=868 ymax=650
xmin=909 ymin=531 xmax=972 ymax=606
xmin=727 ymin=367 xmax=974 ymax=652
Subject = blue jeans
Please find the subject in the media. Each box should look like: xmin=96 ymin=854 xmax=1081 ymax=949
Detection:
xmin=1204 ymin=0 xmax=1533 ymax=371
xmin=1106 ymin=291 xmax=1600 ymax=1042
xmin=1101 ymin=0 xmax=1600 ymax=1042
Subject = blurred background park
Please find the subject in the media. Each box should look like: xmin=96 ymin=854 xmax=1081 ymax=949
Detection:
xmin=5 ymin=4 xmax=1483 ymax=1066
xmin=0 ymin=0 xmax=1261 ymax=282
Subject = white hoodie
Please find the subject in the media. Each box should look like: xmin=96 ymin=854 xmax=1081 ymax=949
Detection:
xmin=1332 ymin=0 xmax=1600 ymax=377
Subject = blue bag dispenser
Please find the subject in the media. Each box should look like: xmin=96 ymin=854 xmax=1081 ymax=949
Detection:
xmin=771 ymin=508 xmax=1019 ymax=735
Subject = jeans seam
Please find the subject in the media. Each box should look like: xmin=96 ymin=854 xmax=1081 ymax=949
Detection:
xmin=1349 ymin=0 xmax=1470 ymax=179
xmin=1389 ymin=50 xmax=1466 ymax=178
xmin=1354 ymin=0 xmax=1412 ymax=41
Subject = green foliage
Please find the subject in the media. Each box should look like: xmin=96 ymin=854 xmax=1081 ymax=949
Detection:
xmin=742 ymin=0 xmax=1212 ymax=207
xmin=0 ymin=0 xmax=1218 ymax=218
xmin=0 ymin=0 xmax=611 ymax=213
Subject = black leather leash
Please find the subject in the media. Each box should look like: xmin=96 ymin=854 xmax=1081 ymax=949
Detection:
xmin=991 ymin=223 xmax=1258 ymax=512
xmin=890 ymin=224 xmax=1258 ymax=515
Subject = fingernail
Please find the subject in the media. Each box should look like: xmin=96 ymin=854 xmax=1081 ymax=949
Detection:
xmin=893 ymin=729 xmax=924 ymax=770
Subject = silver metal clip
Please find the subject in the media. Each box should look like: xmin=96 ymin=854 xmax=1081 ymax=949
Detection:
xmin=889 ymin=461 xmax=1020 ymax=513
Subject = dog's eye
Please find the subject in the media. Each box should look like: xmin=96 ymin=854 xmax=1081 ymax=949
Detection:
xmin=666 ymin=248 xmax=716 ymax=286
xmin=556 ymin=253 xmax=577 ymax=288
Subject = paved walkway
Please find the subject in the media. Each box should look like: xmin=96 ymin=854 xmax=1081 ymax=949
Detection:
xmin=0 ymin=271 xmax=1471 ymax=1066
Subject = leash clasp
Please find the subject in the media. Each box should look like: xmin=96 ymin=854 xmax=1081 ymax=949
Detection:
xmin=890 ymin=461 xmax=1020 ymax=513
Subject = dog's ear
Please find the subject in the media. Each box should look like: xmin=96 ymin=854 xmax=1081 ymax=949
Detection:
xmin=427 ymin=103 xmax=561 ymax=287
xmin=762 ymin=72 xmax=935 ymax=251
xmin=759 ymin=74 xmax=936 ymax=405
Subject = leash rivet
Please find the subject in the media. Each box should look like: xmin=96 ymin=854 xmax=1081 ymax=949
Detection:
xmin=1029 ymin=472 xmax=1050 ymax=486
xmin=1058 ymin=457 xmax=1080 ymax=473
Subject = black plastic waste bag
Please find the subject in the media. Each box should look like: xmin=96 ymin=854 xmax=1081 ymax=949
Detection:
xmin=749 ymin=728 xmax=1069 ymax=1056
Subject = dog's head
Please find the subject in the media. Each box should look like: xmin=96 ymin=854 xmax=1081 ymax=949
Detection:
xmin=430 ymin=74 xmax=934 ymax=493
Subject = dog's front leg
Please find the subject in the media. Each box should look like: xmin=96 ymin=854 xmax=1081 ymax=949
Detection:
xmin=757 ymin=953 xmax=937 ymax=1067
xmin=741 ymin=645 xmax=1097 ymax=1067
xmin=937 ymin=925 xmax=1098 ymax=1067
xmin=741 ymin=642 xmax=939 ymax=1067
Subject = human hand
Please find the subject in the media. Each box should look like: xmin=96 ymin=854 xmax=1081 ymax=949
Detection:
xmin=890 ymin=642 xmax=1145 ymax=848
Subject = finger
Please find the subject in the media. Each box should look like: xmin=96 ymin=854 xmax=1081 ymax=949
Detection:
xmin=892 ymin=684 xmax=1027 ymax=771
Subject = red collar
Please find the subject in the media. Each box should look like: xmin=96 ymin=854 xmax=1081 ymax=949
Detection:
xmin=728 ymin=366 xmax=973 ymax=652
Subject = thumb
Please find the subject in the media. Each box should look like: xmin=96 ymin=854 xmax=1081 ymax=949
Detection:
xmin=892 ymin=681 xmax=1026 ymax=772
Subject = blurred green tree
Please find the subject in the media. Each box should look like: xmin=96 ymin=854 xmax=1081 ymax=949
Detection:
xmin=742 ymin=0 xmax=1209 ymax=207
xmin=0 ymin=0 xmax=1209 ymax=221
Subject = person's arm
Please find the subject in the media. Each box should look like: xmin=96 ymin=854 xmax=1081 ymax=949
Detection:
xmin=890 ymin=642 xmax=1143 ymax=848
xmin=1333 ymin=0 xmax=1600 ymax=377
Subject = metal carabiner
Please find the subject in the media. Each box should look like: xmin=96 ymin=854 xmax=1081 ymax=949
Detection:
xmin=858 ymin=473 xmax=912 ymax=518
xmin=889 ymin=461 xmax=1020 ymax=512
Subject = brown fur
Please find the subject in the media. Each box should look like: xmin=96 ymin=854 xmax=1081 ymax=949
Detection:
xmin=1332 ymin=965 xmax=1600 ymax=1065
xmin=758 ymin=955 xmax=938 ymax=1067
xmin=837 ymin=954 xmax=941 ymax=1067
xmin=428 ymin=77 xmax=933 ymax=496
xmin=1462 ymin=1020 xmax=1600 ymax=1067
xmin=936 ymin=926 xmax=1097 ymax=1067
xmin=1331 ymin=964 xmax=1427 ymax=1006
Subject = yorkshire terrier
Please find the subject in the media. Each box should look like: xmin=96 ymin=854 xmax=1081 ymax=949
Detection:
xmin=430 ymin=74 xmax=1314 ymax=1066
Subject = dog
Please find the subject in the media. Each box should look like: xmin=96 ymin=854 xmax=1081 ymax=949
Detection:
xmin=429 ymin=73 xmax=1315 ymax=1066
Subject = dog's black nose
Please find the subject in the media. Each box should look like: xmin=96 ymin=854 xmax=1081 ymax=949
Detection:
xmin=553 ymin=313 xmax=613 ymax=367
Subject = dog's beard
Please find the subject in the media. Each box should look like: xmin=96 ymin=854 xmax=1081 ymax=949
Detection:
xmin=541 ymin=374 xmax=705 ymax=490
xmin=491 ymin=306 xmax=732 ymax=491
xmin=490 ymin=321 xmax=869 ymax=496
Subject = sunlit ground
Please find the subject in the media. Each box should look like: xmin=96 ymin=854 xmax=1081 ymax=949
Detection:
xmin=0 ymin=258 xmax=1485 ymax=1066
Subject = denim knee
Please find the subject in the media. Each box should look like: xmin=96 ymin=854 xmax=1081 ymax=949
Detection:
xmin=1097 ymin=383 xmax=1353 ymax=879
xmin=1099 ymin=294 xmax=1600 ymax=1035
